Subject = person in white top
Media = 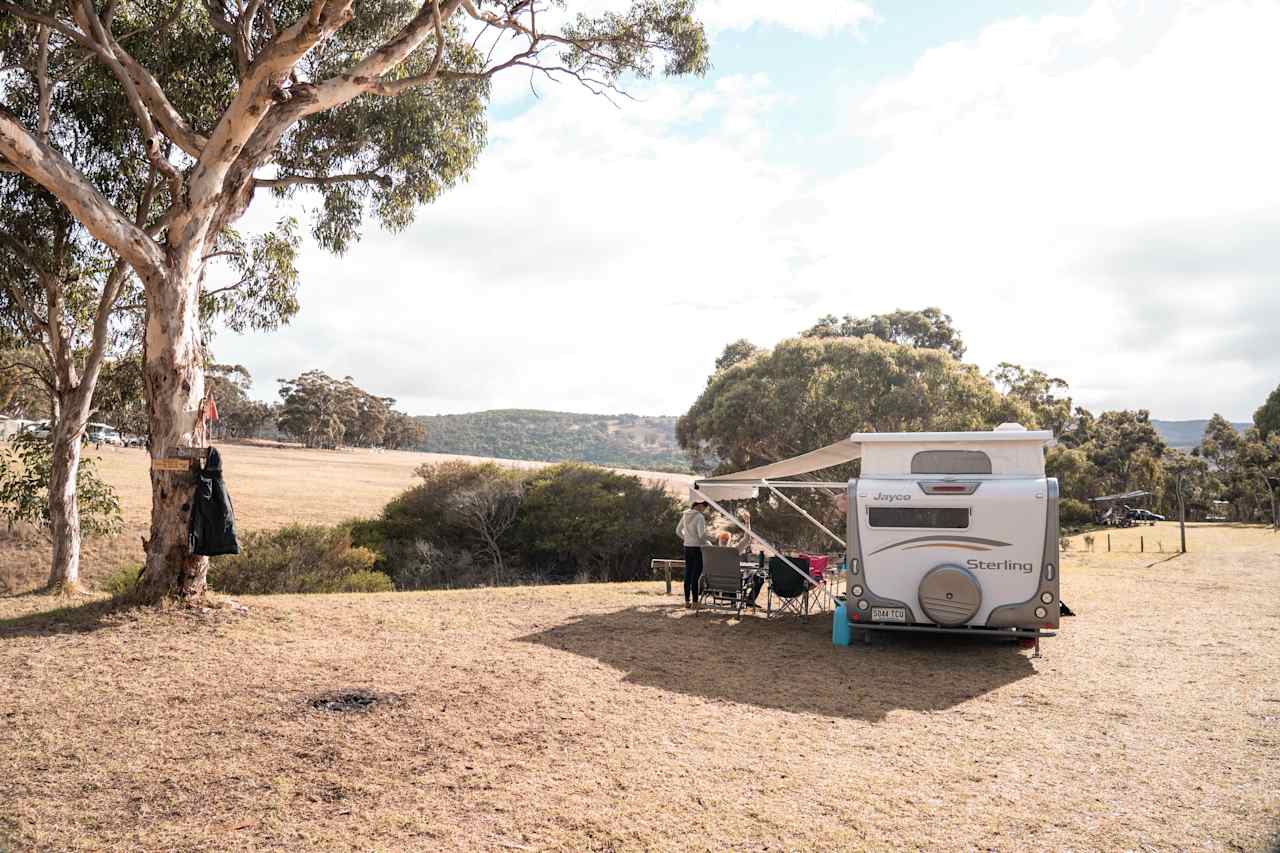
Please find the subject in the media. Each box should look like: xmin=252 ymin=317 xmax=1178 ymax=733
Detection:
xmin=676 ymin=501 xmax=712 ymax=608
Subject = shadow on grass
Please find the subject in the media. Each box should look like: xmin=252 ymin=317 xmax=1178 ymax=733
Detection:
xmin=0 ymin=595 xmax=123 ymax=639
xmin=518 ymin=603 xmax=1036 ymax=722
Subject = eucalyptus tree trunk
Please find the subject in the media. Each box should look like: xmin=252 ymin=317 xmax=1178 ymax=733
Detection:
xmin=136 ymin=261 xmax=209 ymax=602
xmin=46 ymin=406 xmax=87 ymax=593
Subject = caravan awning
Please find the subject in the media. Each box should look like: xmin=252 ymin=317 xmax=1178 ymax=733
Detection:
xmin=692 ymin=438 xmax=861 ymax=501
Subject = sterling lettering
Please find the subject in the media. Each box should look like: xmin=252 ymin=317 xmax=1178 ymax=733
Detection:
xmin=872 ymin=493 xmax=912 ymax=502
xmin=967 ymin=558 xmax=1034 ymax=574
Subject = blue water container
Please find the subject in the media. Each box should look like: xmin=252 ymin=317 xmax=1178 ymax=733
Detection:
xmin=832 ymin=601 xmax=851 ymax=646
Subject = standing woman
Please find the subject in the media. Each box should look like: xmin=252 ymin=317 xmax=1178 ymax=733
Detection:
xmin=676 ymin=500 xmax=712 ymax=609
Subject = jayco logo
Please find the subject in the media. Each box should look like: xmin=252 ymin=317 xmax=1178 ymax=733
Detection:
xmin=871 ymin=492 xmax=912 ymax=502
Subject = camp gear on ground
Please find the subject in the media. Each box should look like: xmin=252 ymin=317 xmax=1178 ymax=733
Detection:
xmin=697 ymin=546 xmax=755 ymax=614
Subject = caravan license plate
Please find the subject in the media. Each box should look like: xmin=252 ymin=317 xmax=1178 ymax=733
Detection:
xmin=871 ymin=607 xmax=907 ymax=623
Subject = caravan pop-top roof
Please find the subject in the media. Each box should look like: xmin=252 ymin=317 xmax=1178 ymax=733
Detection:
xmin=854 ymin=424 xmax=1053 ymax=478
xmin=692 ymin=424 xmax=1054 ymax=500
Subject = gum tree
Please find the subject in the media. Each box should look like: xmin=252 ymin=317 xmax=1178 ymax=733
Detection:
xmin=0 ymin=19 xmax=298 ymax=592
xmin=0 ymin=0 xmax=707 ymax=602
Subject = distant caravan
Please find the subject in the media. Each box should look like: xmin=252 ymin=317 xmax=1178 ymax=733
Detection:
xmin=692 ymin=424 xmax=1059 ymax=643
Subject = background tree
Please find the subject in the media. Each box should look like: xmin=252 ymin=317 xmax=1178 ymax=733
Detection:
xmin=205 ymin=362 xmax=273 ymax=438
xmin=1164 ymin=449 xmax=1210 ymax=549
xmin=0 ymin=0 xmax=709 ymax=603
xmin=714 ymin=338 xmax=760 ymax=372
xmin=276 ymin=370 xmax=357 ymax=448
xmin=988 ymin=362 xmax=1073 ymax=435
xmin=449 ymin=471 xmax=522 ymax=584
xmin=677 ymin=334 xmax=1026 ymax=475
xmin=801 ymin=307 xmax=966 ymax=359
xmin=1253 ymin=383 xmax=1280 ymax=440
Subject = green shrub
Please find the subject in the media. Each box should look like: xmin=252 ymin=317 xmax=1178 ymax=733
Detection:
xmin=336 ymin=569 xmax=394 ymax=593
xmin=512 ymin=463 xmax=681 ymax=583
xmin=102 ymin=563 xmax=143 ymax=598
xmin=1059 ymin=498 xmax=1093 ymax=527
xmin=208 ymin=524 xmax=385 ymax=595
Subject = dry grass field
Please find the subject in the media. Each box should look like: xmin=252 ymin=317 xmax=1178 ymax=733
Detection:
xmin=2 ymin=525 xmax=1278 ymax=851
xmin=0 ymin=443 xmax=694 ymax=594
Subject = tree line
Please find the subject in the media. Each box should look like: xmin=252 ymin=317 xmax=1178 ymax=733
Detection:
xmin=679 ymin=308 xmax=1280 ymax=546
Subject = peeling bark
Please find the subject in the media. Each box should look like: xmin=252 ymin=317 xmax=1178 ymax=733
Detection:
xmin=136 ymin=260 xmax=208 ymax=603
xmin=46 ymin=409 xmax=86 ymax=593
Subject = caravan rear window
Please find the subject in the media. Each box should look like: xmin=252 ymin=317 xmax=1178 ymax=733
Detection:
xmin=867 ymin=507 xmax=970 ymax=529
xmin=910 ymin=450 xmax=992 ymax=475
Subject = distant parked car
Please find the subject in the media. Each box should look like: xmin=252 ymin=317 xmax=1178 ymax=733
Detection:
xmin=122 ymin=434 xmax=146 ymax=448
xmin=1126 ymin=508 xmax=1165 ymax=522
xmin=86 ymin=423 xmax=124 ymax=446
xmin=22 ymin=421 xmax=51 ymax=440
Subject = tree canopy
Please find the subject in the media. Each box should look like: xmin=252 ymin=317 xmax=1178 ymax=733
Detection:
xmin=677 ymin=334 xmax=1026 ymax=475
xmin=1254 ymin=383 xmax=1280 ymax=440
xmin=801 ymin=307 xmax=966 ymax=360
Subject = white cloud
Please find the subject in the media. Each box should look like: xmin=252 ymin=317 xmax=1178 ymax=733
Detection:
xmin=219 ymin=0 xmax=1280 ymax=422
xmin=697 ymin=0 xmax=877 ymax=37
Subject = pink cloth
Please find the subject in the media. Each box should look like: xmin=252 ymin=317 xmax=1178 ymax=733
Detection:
xmin=803 ymin=554 xmax=829 ymax=580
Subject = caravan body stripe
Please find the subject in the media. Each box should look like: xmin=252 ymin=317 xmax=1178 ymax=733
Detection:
xmin=867 ymin=535 xmax=1012 ymax=556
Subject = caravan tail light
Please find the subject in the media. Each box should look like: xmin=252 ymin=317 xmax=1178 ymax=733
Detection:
xmin=918 ymin=481 xmax=980 ymax=496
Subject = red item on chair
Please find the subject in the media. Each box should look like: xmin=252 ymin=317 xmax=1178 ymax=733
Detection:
xmin=803 ymin=554 xmax=829 ymax=581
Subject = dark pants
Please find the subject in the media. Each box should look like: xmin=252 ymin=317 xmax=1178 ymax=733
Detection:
xmin=746 ymin=574 xmax=765 ymax=606
xmin=682 ymin=546 xmax=703 ymax=603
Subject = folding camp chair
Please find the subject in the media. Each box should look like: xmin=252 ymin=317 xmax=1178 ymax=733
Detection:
xmin=767 ymin=555 xmax=811 ymax=620
xmin=699 ymin=546 xmax=753 ymax=614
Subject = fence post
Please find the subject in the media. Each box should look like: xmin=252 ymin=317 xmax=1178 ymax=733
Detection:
xmin=1107 ymin=534 xmax=1111 ymax=552
xmin=1140 ymin=535 xmax=1144 ymax=553
xmin=666 ymin=562 xmax=672 ymax=595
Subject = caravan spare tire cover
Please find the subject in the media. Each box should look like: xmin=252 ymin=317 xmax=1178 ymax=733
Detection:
xmin=918 ymin=564 xmax=982 ymax=626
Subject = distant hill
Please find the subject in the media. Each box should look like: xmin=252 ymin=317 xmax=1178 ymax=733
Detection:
xmin=1151 ymin=419 xmax=1251 ymax=450
xmin=414 ymin=409 xmax=690 ymax=472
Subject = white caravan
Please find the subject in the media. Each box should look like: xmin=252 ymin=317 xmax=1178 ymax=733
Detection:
xmin=692 ymin=423 xmax=1059 ymax=640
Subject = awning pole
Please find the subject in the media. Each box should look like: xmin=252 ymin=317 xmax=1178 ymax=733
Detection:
xmin=762 ymin=479 xmax=846 ymax=548
xmin=690 ymin=488 xmax=833 ymax=608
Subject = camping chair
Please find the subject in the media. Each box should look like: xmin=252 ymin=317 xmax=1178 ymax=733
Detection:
xmin=699 ymin=546 xmax=753 ymax=614
xmin=767 ymin=555 xmax=811 ymax=620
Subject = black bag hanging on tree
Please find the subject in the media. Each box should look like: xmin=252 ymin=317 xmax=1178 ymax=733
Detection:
xmin=189 ymin=447 xmax=240 ymax=556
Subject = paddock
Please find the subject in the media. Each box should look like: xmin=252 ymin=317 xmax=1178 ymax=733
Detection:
xmin=2 ymin=526 xmax=1277 ymax=851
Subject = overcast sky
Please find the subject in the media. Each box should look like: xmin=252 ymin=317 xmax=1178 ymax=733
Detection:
xmin=216 ymin=0 xmax=1280 ymax=422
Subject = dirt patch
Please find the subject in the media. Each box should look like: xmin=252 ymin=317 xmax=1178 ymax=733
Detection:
xmin=309 ymin=690 xmax=396 ymax=713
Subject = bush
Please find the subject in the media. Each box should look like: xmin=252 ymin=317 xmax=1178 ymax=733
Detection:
xmin=512 ymin=463 xmax=681 ymax=583
xmin=336 ymin=569 xmax=394 ymax=593
xmin=1059 ymin=498 xmax=1093 ymax=527
xmin=208 ymin=524 xmax=385 ymax=594
xmin=103 ymin=563 xmax=143 ymax=598
xmin=368 ymin=460 xmax=684 ymax=588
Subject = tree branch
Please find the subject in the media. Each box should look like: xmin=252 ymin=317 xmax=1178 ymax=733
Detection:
xmin=35 ymin=25 xmax=52 ymax=144
xmin=75 ymin=0 xmax=185 ymax=199
xmin=0 ymin=110 xmax=166 ymax=279
xmin=189 ymin=0 xmax=357 ymax=214
xmin=253 ymin=170 xmax=391 ymax=189
xmin=307 ymin=0 xmax=457 ymax=113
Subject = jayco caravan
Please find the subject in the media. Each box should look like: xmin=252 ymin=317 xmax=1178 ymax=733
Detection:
xmin=845 ymin=425 xmax=1059 ymax=634
xmin=692 ymin=423 xmax=1059 ymax=639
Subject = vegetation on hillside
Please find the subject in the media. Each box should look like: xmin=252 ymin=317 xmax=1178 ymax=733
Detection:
xmin=415 ymin=410 xmax=691 ymax=472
